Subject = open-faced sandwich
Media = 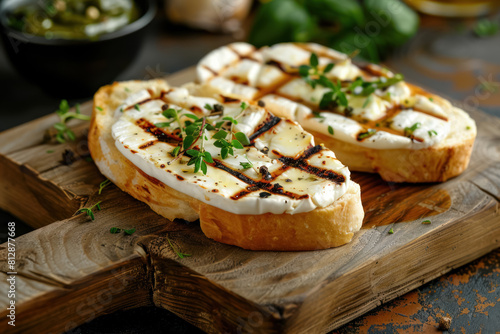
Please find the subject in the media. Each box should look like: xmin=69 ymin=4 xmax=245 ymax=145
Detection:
xmin=89 ymin=79 xmax=364 ymax=250
xmin=195 ymin=42 xmax=477 ymax=183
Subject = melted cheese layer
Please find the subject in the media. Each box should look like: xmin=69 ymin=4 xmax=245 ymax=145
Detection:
xmin=196 ymin=42 xmax=458 ymax=150
xmin=111 ymin=89 xmax=350 ymax=215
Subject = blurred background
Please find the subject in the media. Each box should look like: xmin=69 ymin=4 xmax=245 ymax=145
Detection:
xmin=0 ymin=0 xmax=499 ymax=333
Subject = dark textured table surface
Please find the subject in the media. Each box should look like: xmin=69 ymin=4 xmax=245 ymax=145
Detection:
xmin=1 ymin=12 xmax=499 ymax=334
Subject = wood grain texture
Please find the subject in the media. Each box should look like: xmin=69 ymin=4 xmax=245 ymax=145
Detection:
xmin=0 ymin=69 xmax=499 ymax=333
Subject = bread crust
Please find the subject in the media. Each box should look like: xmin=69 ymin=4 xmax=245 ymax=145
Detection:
xmin=309 ymin=128 xmax=475 ymax=183
xmin=199 ymin=181 xmax=363 ymax=250
xmin=89 ymin=80 xmax=365 ymax=250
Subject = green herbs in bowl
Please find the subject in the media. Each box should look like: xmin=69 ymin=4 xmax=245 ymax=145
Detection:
xmin=7 ymin=0 xmax=140 ymax=40
xmin=0 ymin=0 xmax=156 ymax=98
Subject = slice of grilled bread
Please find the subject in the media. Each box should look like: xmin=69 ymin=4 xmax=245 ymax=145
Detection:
xmin=89 ymin=79 xmax=364 ymax=250
xmin=195 ymin=42 xmax=477 ymax=183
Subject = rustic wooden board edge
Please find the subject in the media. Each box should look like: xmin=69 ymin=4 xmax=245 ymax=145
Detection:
xmin=0 ymin=258 xmax=152 ymax=333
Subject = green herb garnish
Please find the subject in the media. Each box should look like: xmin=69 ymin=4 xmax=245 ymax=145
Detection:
xmin=240 ymin=101 xmax=248 ymax=113
xmin=110 ymin=227 xmax=136 ymax=235
xmin=156 ymin=102 xmax=252 ymax=175
xmin=240 ymin=162 xmax=253 ymax=169
xmin=422 ymin=220 xmax=431 ymax=225
xmin=300 ymin=53 xmax=347 ymax=109
xmin=388 ymin=228 xmax=394 ymax=234
xmin=313 ymin=111 xmax=325 ymax=119
xmin=187 ymin=149 xmax=213 ymax=174
xmin=76 ymin=201 xmax=102 ymax=221
xmin=124 ymin=228 xmax=136 ymax=235
xmin=171 ymin=146 xmax=181 ymax=157
xmin=240 ymin=154 xmax=254 ymax=170
xmin=362 ymin=94 xmax=373 ymax=108
xmin=98 ymin=179 xmax=111 ymax=195
xmin=328 ymin=125 xmax=334 ymax=135
xmin=53 ymin=100 xmax=91 ymax=143
xmin=134 ymin=104 xmax=140 ymax=111
xmin=349 ymin=74 xmax=404 ymax=96
xmin=358 ymin=129 xmax=377 ymax=140
xmin=428 ymin=130 xmax=437 ymax=137
xmin=404 ymin=122 xmax=421 ymax=138
xmin=212 ymin=132 xmax=245 ymax=159
xmin=167 ymin=236 xmax=191 ymax=259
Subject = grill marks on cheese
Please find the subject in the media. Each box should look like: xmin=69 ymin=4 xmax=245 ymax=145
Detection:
xmin=135 ymin=115 xmax=343 ymax=200
xmin=111 ymin=89 xmax=350 ymax=215
xmin=196 ymin=42 xmax=452 ymax=150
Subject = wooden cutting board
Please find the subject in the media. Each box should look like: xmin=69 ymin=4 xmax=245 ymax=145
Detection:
xmin=1 ymin=68 xmax=499 ymax=334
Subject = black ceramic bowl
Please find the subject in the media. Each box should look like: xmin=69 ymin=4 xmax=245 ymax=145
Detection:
xmin=0 ymin=0 xmax=156 ymax=98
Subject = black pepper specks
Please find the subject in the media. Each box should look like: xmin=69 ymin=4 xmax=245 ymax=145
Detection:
xmin=258 ymin=100 xmax=266 ymax=107
xmin=271 ymin=183 xmax=283 ymax=193
xmin=259 ymin=166 xmax=272 ymax=181
xmin=259 ymin=192 xmax=271 ymax=198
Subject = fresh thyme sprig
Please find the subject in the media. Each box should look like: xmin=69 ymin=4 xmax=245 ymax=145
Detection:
xmin=110 ymin=227 xmax=136 ymax=235
xmin=167 ymin=236 xmax=191 ymax=259
xmin=298 ymin=53 xmax=335 ymax=88
xmin=240 ymin=154 xmax=260 ymax=174
xmin=358 ymin=129 xmax=377 ymax=140
xmin=223 ymin=102 xmax=248 ymax=141
xmin=98 ymin=179 xmax=111 ymax=195
xmin=299 ymin=53 xmax=348 ymax=110
xmin=212 ymin=130 xmax=246 ymax=159
xmin=210 ymin=103 xmax=251 ymax=160
xmin=187 ymin=149 xmax=213 ymax=174
xmin=300 ymin=53 xmax=404 ymax=114
xmin=185 ymin=117 xmax=213 ymax=174
xmin=53 ymin=100 xmax=90 ymax=143
xmin=76 ymin=201 xmax=102 ymax=221
xmin=160 ymin=112 xmax=216 ymax=174
xmin=428 ymin=130 xmax=437 ymax=137
xmin=155 ymin=108 xmax=185 ymax=134
xmin=404 ymin=122 xmax=421 ymax=138
xmin=240 ymin=154 xmax=254 ymax=169
xmin=156 ymin=102 xmax=251 ymax=175
xmin=349 ymin=74 xmax=404 ymax=97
